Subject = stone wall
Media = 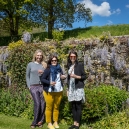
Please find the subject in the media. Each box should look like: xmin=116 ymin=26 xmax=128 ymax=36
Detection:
xmin=0 ymin=46 xmax=10 ymax=87
xmin=63 ymin=35 xmax=129 ymax=90
xmin=0 ymin=34 xmax=129 ymax=89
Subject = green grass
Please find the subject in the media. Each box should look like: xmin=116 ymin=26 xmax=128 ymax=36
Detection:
xmin=0 ymin=113 xmax=32 ymax=129
xmin=64 ymin=24 xmax=129 ymax=39
xmin=89 ymin=110 xmax=129 ymax=129
xmin=0 ymin=113 xmax=70 ymax=129
xmin=1 ymin=110 xmax=129 ymax=129
xmin=1 ymin=24 xmax=129 ymax=46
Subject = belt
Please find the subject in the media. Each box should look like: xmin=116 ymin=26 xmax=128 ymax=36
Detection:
xmin=30 ymin=84 xmax=42 ymax=86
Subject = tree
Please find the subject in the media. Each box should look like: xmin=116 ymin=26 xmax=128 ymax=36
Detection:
xmin=0 ymin=0 xmax=33 ymax=36
xmin=29 ymin=0 xmax=92 ymax=39
xmin=0 ymin=19 xmax=9 ymax=36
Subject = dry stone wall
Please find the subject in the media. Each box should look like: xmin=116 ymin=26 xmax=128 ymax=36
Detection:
xmin=0 ymin=34 xmax=129 ymax=89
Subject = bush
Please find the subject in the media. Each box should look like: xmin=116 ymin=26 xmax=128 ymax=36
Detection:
xmin=52 ymin=29 xmax=64 ymax=41
xmin=6 ymin=42 xmax=49 ymax=87
xmin=59 ymin=95 xmax=72 ymax=124
xmin=8 ymin=40 xmax=25 ymax=50
xmin=6 ymin=41 xmax=72 ymax=87
xmin=0 ymin=87 xmax=33 ymax=119
xmin=83 ymin=84 xmax=128 ymax=122
xmin=89 ymin=111 xmax=129 ymax=129
xmin=0 ymin=84 xmax=128 ymax=123
xmin=59 ymin=84 xmax=129 ymax=124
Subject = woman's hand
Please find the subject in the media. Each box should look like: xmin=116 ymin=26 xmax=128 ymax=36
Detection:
xmin=60 ymin=74 xmax=66 ymax=79
xmin=67 ymin=91 xmax=69 ymax=96
xmin=70 ymin=74 xmax=81 ymax=79
xmin=50 ymin=81 xmax=56 ymax=86
xmin=38 ymin=70 xmax=43 ymax=74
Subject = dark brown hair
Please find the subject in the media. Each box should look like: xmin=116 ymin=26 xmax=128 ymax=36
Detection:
xmin=67 ymin=50 xmax=78 ymax=68
xmin=47 ymin=55 xmax=59 ymax=68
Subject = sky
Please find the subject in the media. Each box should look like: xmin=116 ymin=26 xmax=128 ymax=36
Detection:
xmin=72 ymin=0 xmax=129 ymax=29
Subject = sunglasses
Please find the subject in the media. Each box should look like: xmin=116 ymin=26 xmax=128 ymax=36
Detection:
xmin=70 ymin=56 xmax=76 ymax=58
xmin=51 ymin=60 xmax=57 ymax=62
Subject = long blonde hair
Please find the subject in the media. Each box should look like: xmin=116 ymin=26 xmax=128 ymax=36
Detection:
xmin=32 ymin=49 xmax=44 ymax=62
xmin=42 ymin=61 xmax=47 ymax=69
xmin=32 ymin=49 xmax=47 ymax=68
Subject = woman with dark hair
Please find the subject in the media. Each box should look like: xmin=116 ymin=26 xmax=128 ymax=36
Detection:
xmin=40 ymin=55 xmax=66 ymax=129
xmin=67 ymin=50 xmax=86 ymax=129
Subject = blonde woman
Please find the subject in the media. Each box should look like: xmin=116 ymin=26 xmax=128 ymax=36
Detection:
xmin=26 ymin=49 xmax=46 ymax=128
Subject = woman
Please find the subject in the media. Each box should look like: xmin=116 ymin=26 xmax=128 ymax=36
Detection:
xmin=40 ymin=55 xmax=66 ymax=129
xmin=26 ymin=49 xmax=46 ymax=128
xmin=67 ymin=50 xmax=86 ymax=129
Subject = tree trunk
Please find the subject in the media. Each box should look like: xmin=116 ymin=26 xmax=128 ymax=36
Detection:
xmin=9 ymin=14 xmax=15 ymax=36
xmin=8 ymin=14 xmax=19 ymax=36
xmin=48 ymin=20 xmax=54 ymax=39
xmin=14 ymin=16 xmax=19 ymax=35
xmin=47 ymin=0 xmax=54 ymax=39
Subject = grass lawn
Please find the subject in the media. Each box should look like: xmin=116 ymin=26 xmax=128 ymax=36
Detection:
xmin=0 ymin=114 xmax=70 ymax=129
xmin=2 ymin=111 xmax=129 ymax=129
xmin=1 ymin=111 xmax=129 ymax=129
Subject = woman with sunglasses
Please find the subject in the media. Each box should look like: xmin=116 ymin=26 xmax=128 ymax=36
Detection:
xmin=67 ymin=50 xmax=86 ymax=129
xmin=40 ymin=55 xmax=66 ymax=129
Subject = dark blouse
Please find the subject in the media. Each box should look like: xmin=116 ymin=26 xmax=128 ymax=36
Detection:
xmin=67 ymin=62 xmax=86 ymax=89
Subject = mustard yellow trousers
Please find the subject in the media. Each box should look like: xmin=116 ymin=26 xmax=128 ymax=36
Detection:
xmin=43 ymin=91 xmax=63 ymax=123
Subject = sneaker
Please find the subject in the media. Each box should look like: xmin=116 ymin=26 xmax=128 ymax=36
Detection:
xmin=53 ymin=123 xmax=59 ymax=128
xmin=30 ymin=125 xmax=36 ymax=128
xmin=68 ymin=125 xmax=76 ymax=129
xmin=47 ymin=124 xmax=55 ymax=129
xmin=37 ymin=122 xmax=43 ymax=128
xmin=75 ymin=126 xmax=79 ymax=129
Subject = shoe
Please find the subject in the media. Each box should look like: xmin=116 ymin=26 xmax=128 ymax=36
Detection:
xmin=75 ymin=126 xmax=79 ymax=129
xmin=68 ymin=125 xmax=76 ymax=129
xmin=37 ymin=122 xmax=43 ymax=128
xmin=47 ymin=124 xmax=55 ymax=129
xmin=30 ymin=125 xmax=36 ymax=128
xmin=53 ymin=123 xmax=59 ymax=128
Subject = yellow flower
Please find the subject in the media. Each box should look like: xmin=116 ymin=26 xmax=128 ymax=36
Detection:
xmin=8 ymin=40 xmax=24 ymax=50
xmin=48 ymin=46 xmax=55 ymax=49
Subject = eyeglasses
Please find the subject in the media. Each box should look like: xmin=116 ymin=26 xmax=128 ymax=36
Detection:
xmin=70 ymin=56 xmax=76 ymax=58
xmin=51 ymin=60 xmax=57 ymax=62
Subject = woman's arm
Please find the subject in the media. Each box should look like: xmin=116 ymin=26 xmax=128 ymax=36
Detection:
xmin=80 ymin=63 xmax=86 ymax=80
xmin=60 ymin=68 xmax=67 ymax=79
xmin=70 ymin=62 xmax=86 ymax=80
xmin=26 ymin=63 xmax=31 ymax=89
xmin=40 ymin=69 xmax=50 ymax=85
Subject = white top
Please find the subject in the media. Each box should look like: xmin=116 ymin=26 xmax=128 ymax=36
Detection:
xmin=48 ymin=73 xmax=63 ymax=92
xmin=68 ymin=64 xmax=85 ymax=103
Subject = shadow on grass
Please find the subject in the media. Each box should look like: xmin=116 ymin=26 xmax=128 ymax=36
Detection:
xmin=63 ymin=27 xmax=92 ymax=39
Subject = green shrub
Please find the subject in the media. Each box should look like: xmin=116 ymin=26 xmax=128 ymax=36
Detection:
xmin=89 ymin=111 xmax=129 ymax=129
xmin=0 ymin=87 xmax=33 ymax=118
xmin=0 ymin=36 xmax=21 ymax=46
xmin=8 ymin=40 xmax=25 ymax=50
xmin=59 ymin=95 xmax=72 ymax=124
xmin=59 ymin=84 xmax=129 ymax=124
xmin=52 ymin=29 xmax=64 ymax=41
xmin=0 ymin=84 xmax=128 ymax=123
xmin=85 ymin=84 xmax=129 ymax=122
xmin=6 ymin=41 xmax=73 ymax=87
xmin=6 ymin=42 xmax=49 ymax=87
